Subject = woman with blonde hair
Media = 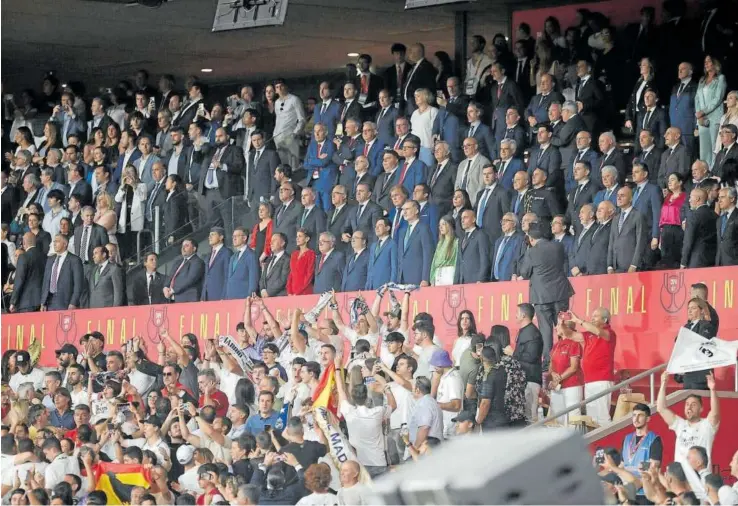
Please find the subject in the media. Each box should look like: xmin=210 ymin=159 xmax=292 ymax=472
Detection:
xmin=410 ymin=88 xmax=439 ymax=168
xmin=714 ymin=90 xmax=738 ymax=154
xmin=429 ymin=215 xmax=458 ymax=286
xmin=94 ymin=191 xmax=119 ymax=261
xmin=115 ymin=164 xmax=148 ymax=262
xmin=530 ymin=38 xmax=563 ymax=94
xmin=695 ymin=55 xmax=727 ymax=166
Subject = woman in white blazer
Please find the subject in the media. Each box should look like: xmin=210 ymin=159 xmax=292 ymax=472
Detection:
xmin=115 ymin=164 xmax=148 ymax=264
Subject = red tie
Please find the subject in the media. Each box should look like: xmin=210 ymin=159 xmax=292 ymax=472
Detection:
xmin=497 ymin=82 xmax=503 ymax=99
xmin=319 ymin=254 xmax=326 ymax=271
xmin=170 ymin=258 xmax=187 ymax=288
xmin=394 ymin=138 xmax=401 ymax=150
xmin=361 ymin=74 xmax=369 ymax=94
xmin=209 ymin=249 xmax=217 ymax=267
xmin=399 ymin=162 xmax=409 ymax=183
xmin=363 ymin=143 xmax=369 ymax=157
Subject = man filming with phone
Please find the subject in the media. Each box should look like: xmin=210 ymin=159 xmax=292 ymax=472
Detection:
xmin=619 ymin=403 xmax=663 ymax=501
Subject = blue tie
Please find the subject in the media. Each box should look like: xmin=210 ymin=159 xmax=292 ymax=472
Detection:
xmin=514 ymin=193 xmax=522 ymax=214
xmin=619 ymin=211 xmax=627 ymax=232
xmin=721 ymin=213 xmax=728 ymax=236
xmin=494 ymin=236 xmax=509 ymax=279
xmin=477 ymin=188 xmax=491 ymax=227
xmin=404 ymin=224 xmax=413 ymax=251
xmin=633 ymin=186 xmax=641 ymax=203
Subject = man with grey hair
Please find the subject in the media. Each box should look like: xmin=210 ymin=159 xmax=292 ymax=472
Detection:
xmin=492 ymin=211 xmax=524 ymax=281
xmin=716 ymin=186 xmax=737 ymax=266
xmin=44 ymin=148 xmax=66 ymax=184
xmin=658 ymin=127 xmax=690 ymax=189
xmin=14 ymin=150 xmax=38 ymax=191
xmin=496 ymin=138 xmax=525 ymax=191
xmin=403 ymin=43 xmax=437 ymax=115
xmin=155 ymin=108 xmax=174 ymax=158
xmin=314 ymin=231 xmax=345 ymax=293
xmin=41 ymin=234 xmax=84 ymax=311
xmin=598 ymin=131 xmax=627 ymax=183
xmin=18 ymin=173 xmax=41 ymax=217
xmin=559 ymin=307 xmax=615 ymax=426
xmin=428 ymin=141 xmax=457 ymax=216
xmin=552 ymin=100 xmax=586 ymax=155
xmin=567 ymin=130 xmax=600 ymax=194
xmin=37 ymin=167 xmax=68 ymax=213
xmin=587 ymin=201 xmax=616 ymax=275
xmin=594 ymin=165 xmax=620 ymax=207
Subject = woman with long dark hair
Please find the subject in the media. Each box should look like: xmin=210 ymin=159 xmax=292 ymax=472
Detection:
xmin=431 ymin=51 xmax=454 ymax=96
xmin=430 ymin=215 xmax=458 ymax=286
xmin=487 ymin=325 xmax=527 ymax=427
xmin=451 ymin=310 xmax=477 ymax=367
xmin=163 ymin=174 xmax=192 ymax=245
xmin=449 ymin=189 xmax=472 ymax=239
xmin=659 ymin=173 xmax=687 ymax=268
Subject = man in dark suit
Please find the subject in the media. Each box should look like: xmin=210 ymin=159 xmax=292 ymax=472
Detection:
xmin=402 ymin=43 xmax=437 ymax=116
xmin=499 ymin=108 xmax=527 ymax=160
xmin=568 ymin=204 xmax=597 ymax=276
xmin=432 ymin=97 xmax=463 ymax=163
xmin=631 ymin=162 xmax=663 ymax=266
xmin=345 ymin=182 xmax=383 ymax=244
xmin=87 ymin=246 xmax=124 ymax=308
xmin=597 ymin=132 xmax=628 ymax=185
xmin=176 ymin=81 xmax=205 ymax=130
xmin=574 ymin=60 xmax=606 ymax=137
xmin=512 ymin=40 xmax=534 ymax=101
xmin=225 ymin=227 xmax=260 ymax=300
xmin=607 ymin=187 xmax=648 ymax=273
xmin=528 ymin=124 xmax=563 ymax=201
xmin=8 ymin=232 xmax=45 ymax=312
xmin=395 ymin=138 xmax=427 ymax=195
xmin=668 ymin=63 xmax=697 ymax=155
xmin=345 ymin=156 xmax=376 ymax=202
xmin=496 ymin=139 xmax=525 ymax=193
xmin=566 ymin=160 xmax=599 ymax=235
xmin=163 ymin=238 xmax=206 ymax=303
xmin=715 ymin=187 xmax=738 ymax=266
xmin=355 ymin=54 xmax=384 ymax=122
xmin=373 ymin=150 xmax=401 ymax=210
xmin=681 ymin=188 xmax=718 ymax=268
xmin=464 ymin=101 xmax=497 ymax=161
xmin=491 ymin=212 xmax=525 ymax=281
xmin=65 ymin=165 xmax=92 ymax=208
xmin=340 ymin=230 xmax=369 ymax=292
xmin=551 ymin=215 xmax=575 ymax=275
xmin=635 ymin=130 xmax=663 ymax=184
xmin=634 ymin=90 xmax=668 ymax=150
xmin=314 ymin=232 xmax=345 ymax=293
xmin=333 ymin=119 xmax=364 ymax=188
xmin=375 ymin=90 xmax=399 ymax=148
xmin=327 ymin=185 xmax=355 ymax=253
xmin=246 ymin=130 xmax=280 ymax=210
xmin=365 ymin=217 xmax=397 ymax=289
xmin=259 ymin=233 xmax=290 ymax=297
xmin=474 ymin=164 xmax=511 ymax=249
xmin=512 ymin=302 xmax=545 ymax=420
xmin=273 ymin=182 xmax=303 ymax=253
xmin=552 ymin=102 xmax=586 ymax=164
xmin=1 ymin=175 xmax=19 ymax=226
xmin=298 ymin=187 xmax=327 ymax=251
xmin=388 ymin=116 xmax=421 ymax=154
xmin=657 ymin=127 xmax=691 ymax=189
xmin=312 ymin=81 xmax=342 ymax=139
xmin=198 ymin=127 xmax=245 ymax=240
xmin=74 ymin=206 xmax=108 ymax=266
xmin=40 ymin=234 xmax=84 ymax=311
xmin=131 ymin=252 xmax=170 ymax=305
xmin=305 ymin=123 xmax=339 ymax=212
xmin=488 ymin=63 xmax=526 ymax=143
xmin=454 ymin=209 xmax=490 ymax=284
xmin=585 ymin=201 xmax=615 ymax=275
xmin=201 ymin=227 xmax=232 ymax=301
xmin=519 ymin=223 xmax=575 ymax=362
xmin=384 ymin=43 xmax=412 ymax=107
xmin=525 ymin=74 xmax=564 ymax=128
xmin=357 ymin=123 xmax=385 ymax=178
xmin=397 ymin=200 xmax=435 ymax=286
xmin=414 ymin=184 xmax=440 ymax=242
xmin=146 ymin=162 xmax=168 ymax=238
xmin=428 ymin=142 xmax=457 ymax=217
xmin=713 ymin=125 xmax=738 ymax=180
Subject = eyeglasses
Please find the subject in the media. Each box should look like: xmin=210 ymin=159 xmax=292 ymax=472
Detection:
xmin=163 ymin=372 xmax=175 ymax=377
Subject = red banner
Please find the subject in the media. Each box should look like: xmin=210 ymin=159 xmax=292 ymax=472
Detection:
xmin=4 ymin=268 xmax=737 ymax=379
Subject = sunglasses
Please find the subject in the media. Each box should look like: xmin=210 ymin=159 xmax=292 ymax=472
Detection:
xmin=163 ymin=372 xmax=175 ymax=377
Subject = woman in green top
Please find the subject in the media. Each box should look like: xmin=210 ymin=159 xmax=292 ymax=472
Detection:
xmin=430 ymin=215 xmax=459 ymax=286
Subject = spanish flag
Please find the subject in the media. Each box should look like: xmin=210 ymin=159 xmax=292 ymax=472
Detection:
xmin=86 ymin=462 xmax=151 ymax=505
xmin=312 ymin=363 xmax=339 ymax=417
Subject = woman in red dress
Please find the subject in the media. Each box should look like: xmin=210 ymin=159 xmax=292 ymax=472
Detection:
xmin=659 ymin=173 xmax=688 ymax=268
xmin=286 ymin=228 xmax=316 ymax=295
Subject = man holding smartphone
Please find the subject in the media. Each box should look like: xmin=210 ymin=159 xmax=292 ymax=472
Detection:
xmin=620 ymin=403 xmax=663 ymax=499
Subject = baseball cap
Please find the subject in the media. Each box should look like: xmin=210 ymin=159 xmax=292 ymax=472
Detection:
xmin=176 ymin=444 xmax=196 ymax=465
xmin=15 ymin=351 xmax=31 ymax=364
xmin=384 ymin=332 xmax=405 ymax=343
xmin=143 ymin=416 xmax=163 ymax=428
xmin=451 ymin=411 xmax=476 ymax=425
xmin=383 ymin=306 xmax=402 ymax=319
xmin=429 ymin=349 xmax=453 ymax=368
xmin=55 ymin=344 xmax=78 ymax=356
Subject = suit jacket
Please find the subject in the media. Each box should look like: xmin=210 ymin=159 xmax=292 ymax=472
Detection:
xmin=668 ymin=80 xmax=697 ymax=140
xmin=198 ymin=145 xmax=244 ymax=199
xmin=463 ymin=123 xmax=496 ymax=161
xmin=340 ymin=249 xmax=369 ymax=292
xmin=314 ymin=250 xmax=345 ymax=293
xmin=496 ymin=158 xmax=524 ymax=192
xmin=273 ymin=200 xmax=304 ymax=253
xmin=607 ymin=209 xmax=648 ymax=272
xmin=598 ymin=148 xmax=628 ymax=185
xmin=88 ymin=261 xmax=124 ymax=308
xmin=73 ymin=223 xmax=108 ymax=264
xmin=176 ymin=98 xmax=203 ymax=130
xmin=526 ymin=91 xmax=565 ymax=125
xmin=454 ymin=227 xmax=490 ymax=284
xmin=566 ymin=180 xmax=599 ymax=235
xmin=304 ymin=139 xmax=339 ymax=193
xmin=225 ymin=247 xmax=260 ymax=299
xmin=712 ymin=144 xmax=738 ymax=179
xmin=418 ymin=202 xmax=440 ymax=242
xmin=513 ymin=323 xmax=544 ymax=384
xmin=512 ymin=57 xmax=534 ymax=101
xmin=575 ymin=76 xmax=606 ymax=133
xmin=475 ymin=185 xmax=511 ymax=248
xmin=656 ymin=143 xmax=689 ymax=188
xmin=131 ymin=270 xmax=170 ymax=306
xmin=524 ymin=187 xmax=561 ymax=222
xmin=431 ymin=109 xmax=463 ymax=162
xmin=553 ymin=235 xmax=575 ymax=276
xmin=346 ymin=201 xmax=383 ymax=243
xmin=169 ymin=254 xmax=206 ymax=303
xmin=133 ymin=154 xmax=161 ymax=191
xmin=397 ymin=221 xmax=434 ymax=285
xmin=247 ymin=148 xmax=280 ymax=205
xmin=312 ymin=99 xmax=342 ymax=138
xmin=164 ymin=190 xmax=192 ymax=242
xmin=338 ymin=100 xmax=363 ymax=130
xmin=568 ymin=224 xmax=597 ymax=275
xmin=332 ymin=135 xmax=364 ymax=184
xmin=636 ymin=147 xmax=663 ymax=183
xmin=186 ymin=142 xmax=212 ymax=186
xmin=346 ymin=172 xmax=376 ymax=202
xmin=114 ymin=149 xmax=142 ymax=184
xmin=365 ymin=238 xmax=397 ymax=289
xmin=384 ymin=62 xmax=412 ymax=105
xmin=259 ymin=252 xmax=290 ymax=296
xmin=681 ymin=205 xmax=718 ymax=268
xmin=625 ymin=77 xmax=656 ymax=123
xmin=491 ymin=231 xmax=524 ymax=281
xmin=327 ymin=203 xmax=355 ymax=252
xmin=527 ymin=145 xmax=563 ymax=197
xmin=519 ymin=239 xmax=575 ymax=304
xmin=488 ymin=79 xmax=526 ymax=138
xmin=397 ymin=158 xmax=428 ymax=195
xmin=632 ymin=182 xmax=663 ymax=240
xmin=372 ymin=169 xmax=400 ymax=210
xmin=297 ymin=206 xmax=327 ymax=251
xmin=9 ymin=246 xmax=45 ymax=310
xmin=499 ymin=124 xmax=526 ymax=159
xmin=428 ymin=161 xmax=457 ymax=216
xmin=593 ymin=185 xmax=620 ymax=209
xmin=716 ymin=210 xmax=738 ymax=267
xmin=1 ymin=185 xmax=19 ymax=224
xmin=201 ymin=246 xmax=233 ymax=301
xmin=375 ymin=106 xmax=399 ymax=147
xmin=388 ymin=207 xmax=408 ymax=245
xmin=403 ymin=59 xmax=437 ymax=106
xmin=351 ymin=139 xmax=385 ymax=178
xmin=355 ymin=72 xmax=384 ymax=120
xmin=146 ymin=179 xmax=168 ymax=223
xmin=455 ymin=154 xmax=491 ymax=206
xmin=635 ymin=107 xmax=668 ymax=150
xmin=585 ymin=221 xmax=612 ymax=275
xmin=41 ymin=252 xmax=84 ymax=310
xmin=551 ymin=114 xmax=586 ymax=163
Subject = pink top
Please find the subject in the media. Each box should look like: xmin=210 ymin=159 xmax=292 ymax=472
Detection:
xmin=659 ymin=191 xmax=687 ymax=227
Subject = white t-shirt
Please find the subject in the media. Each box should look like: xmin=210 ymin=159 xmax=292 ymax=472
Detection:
xmin=436 ymin=369 xmax=463 ymax=437
xmin=296 ymin=492 xmax=340 ymax=506
xmin=2 ymin=461 xmax=48 ymax=486
xmin=70 ymin=388 xmax=88 ymax=409
xmin=178 ymin=466 xmax=204 ymax=495
xmin=388 ymin=382 xmax=415 ymax=430
xmin=343 ymin=328 xmax=379 ymax=349
xmin=451 ymin=336 xmax=472 ymax=367
xmin=379 ymin=325 xmax=407 ymax=367
xmin=415 ymin=344 xmax=440 ymax=378
xmin=45 ymin=453 xmax=80 ymax=489
xmin=340 ymin=400 xmax=391 ymax=467
xmin=217 ymin=367 xmax=242 ymax=406
xmin=9 ymin=367 xmax=45 ymax=393
xmin=281 ymin=381 xmax=311 ymax=414
xmin=669 ymin=417 xmax=718 ymax=465
xmin=125 ymin=437 xmax=171 ymax=465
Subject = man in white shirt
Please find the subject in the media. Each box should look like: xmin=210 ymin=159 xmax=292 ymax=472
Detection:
xmin=657 ymin=371 xmax=720 ymax=469
xmin=9 ymin=350 xmax=45 ymax=393
xmin=42 ymin=437 xmax=80 ymax=489
xmin=122 ymin=416 xmax=171 ymax=468
xmin=273 ymin=78 xmax=306 ymax=168
xmin=176 ymin=444 xmax=203 ymax=495
xmin=409 ymin=320 xmax=440 ymax=378
xmin=429 ymin=349 xmax=463 ymax=438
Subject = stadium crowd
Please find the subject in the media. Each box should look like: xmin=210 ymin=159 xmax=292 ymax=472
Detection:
xmin=1 ymin=0 xmax=738 ymax=504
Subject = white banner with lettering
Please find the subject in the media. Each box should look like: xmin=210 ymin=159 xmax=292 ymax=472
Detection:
xmin=666 ymin=327 xmax=738 ymax=374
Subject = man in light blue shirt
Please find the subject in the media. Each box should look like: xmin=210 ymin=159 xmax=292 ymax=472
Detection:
xmin=407 ymin=376 xmax=444 ymax=460
xmin=245 ymin=391 xmax=281 ymax=435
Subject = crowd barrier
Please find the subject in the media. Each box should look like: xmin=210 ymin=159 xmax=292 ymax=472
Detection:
xmin=4 ymin=267 xmax=737 ymax=377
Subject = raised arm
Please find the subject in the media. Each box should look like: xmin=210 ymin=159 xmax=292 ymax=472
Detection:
xmin=257 ymin=296 xmax=283 ymax=338
xmin=706 ymin=372 xmax=720 ymax=429
xmin=291 ymin=309 xmax=307 ymax=355
xmin=242 ymin=296 xmax=259 ymax=341
xmin=330 ymin=291 xmax=347 ymax=332
xmin=656 ymin=371 xmax=677 ymax=427
xmin=370 ymin=286 xmax=386 ymax=317
xmin=400 ymin=291 xmax=410 ymax=333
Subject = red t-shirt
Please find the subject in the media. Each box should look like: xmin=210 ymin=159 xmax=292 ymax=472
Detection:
xmin=550 ymin=339 xmax=583 ymax=388
xmin=581 ymin=325 xmax=616 ymax=383
xmin=199 ymin=390 xmax=229 ymax=417
xmin=196 ymin=489 xmax=223 ymax=505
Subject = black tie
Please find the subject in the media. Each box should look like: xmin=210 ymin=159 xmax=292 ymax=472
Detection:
xmin=677 ymin=82 xmax=685 ymax=97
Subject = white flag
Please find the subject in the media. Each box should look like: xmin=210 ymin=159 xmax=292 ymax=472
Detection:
xmin=666 ymin=327 xmax=738 ymax=374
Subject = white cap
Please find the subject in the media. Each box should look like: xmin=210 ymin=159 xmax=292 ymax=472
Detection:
xmin=176 ymin=444 xmax=196 ymax=465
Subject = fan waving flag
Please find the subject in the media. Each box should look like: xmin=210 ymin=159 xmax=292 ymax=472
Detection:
xmin=85 ymin=462 xmax=152 ymax=505
xmin=667 ymin=327 xmax=738 ymax=374
xmin=312 ymin=363 xmax=339 ymax=417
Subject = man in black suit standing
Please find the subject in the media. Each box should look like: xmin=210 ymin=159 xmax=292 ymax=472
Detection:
xmin=512 ymin=40 xmax=534 ymax=102
xmin=488 ymin=63 xmax=526 ymax=143
xmin=131 ymin=252 xmax=169 ymax=305
xmin=259 ymin=233 xmax=290 ymax=297
xmin=713 ymin=125 xmax=738 ymax=180
xmin=569 ymin=204 xmax=597 ymax=276
xmin=383 ymin=43 xmax=411 ymax=109
xmin=338 ymin=83 xmax=363 ymax=134
xmin=297 ymin=187 xmax=327 ymax=251
xmin=597 ymin=132 xmax=628 ymax=184
xmin=344 ymin=182 xmax=383 ymax=244
xmin=607 ymin=186 xmax=648 ymax=273
xmin=9 ymin=232 xmax=45 ymax=313
xmin=347 ymin=156 xmax=376 ymax=202
xmin=681 ymin=188 xmax=718 ymax=269
xmin=474 ymin=164 xmax=511 ymax=249
xmin=428 ymin=141 xmax=457 ymax=217
xmin=511 ymin=302 xmax=544 ymax=422
xmin=635 ymin=130 xmax=663 ymax=183
xmin=74 ymin=206 xmax=108 ymax=307
xmin=635 ymin=89 xmax=668 ymax=151
xmin=247 ymin=130 xmax=280 ymax=210
xmin=403 ymin=43 xmax=437 ymax=116
xmin=327 ymin=185 xmax=355 ymax=253
xmin=518 ymin=222 xmax=575 ymax=363
xmin=373 ymin=150 xmax=401 ymax=210
xmin=355 ymin=54 xmax=384 ymax=122
xmin=199 ymin=127 xmax=244 ymax=242
xmin=41 ymin=234 xmax=84 ymax=311
xmin=454 ymin=209 xmax=490 ymax=284
xmin=586 ymin=201 xmax=616 ymax=276
xmin=273 ymin=181 xmax=303 ymax=254
xmin=715 ymin=187 xmax=738 ymax=266
xmin=163 ymin=238 xmax=205 ymax=303
xmin=566 ymin=161 xmax=599 ymax=236
xmin=314 ymin=232 xmax=345 ymax=293
xmin=574 ymin=60 xmax=606 ymax=138
xmin=146 ymin=162 xmax=168 ymax=240
xmin=65 ymin=165 xmax=92 ymax=208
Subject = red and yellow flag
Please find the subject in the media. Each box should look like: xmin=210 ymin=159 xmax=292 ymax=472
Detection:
xmin=85 ymin=462 xmax=151 ymax=505
xmin=312 ymin=363 xmax=339 ymax=417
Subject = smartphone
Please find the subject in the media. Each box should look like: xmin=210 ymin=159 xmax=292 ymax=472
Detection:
xmin=594 ymin=448 xmax=605 ymax=465
xmin=149 ymin=97 xmax=156 ymax=108
xmin=264 ymin=424 xmax=272 ymax=432
xmin=639 ymin=461 xmax=650 ymax=471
